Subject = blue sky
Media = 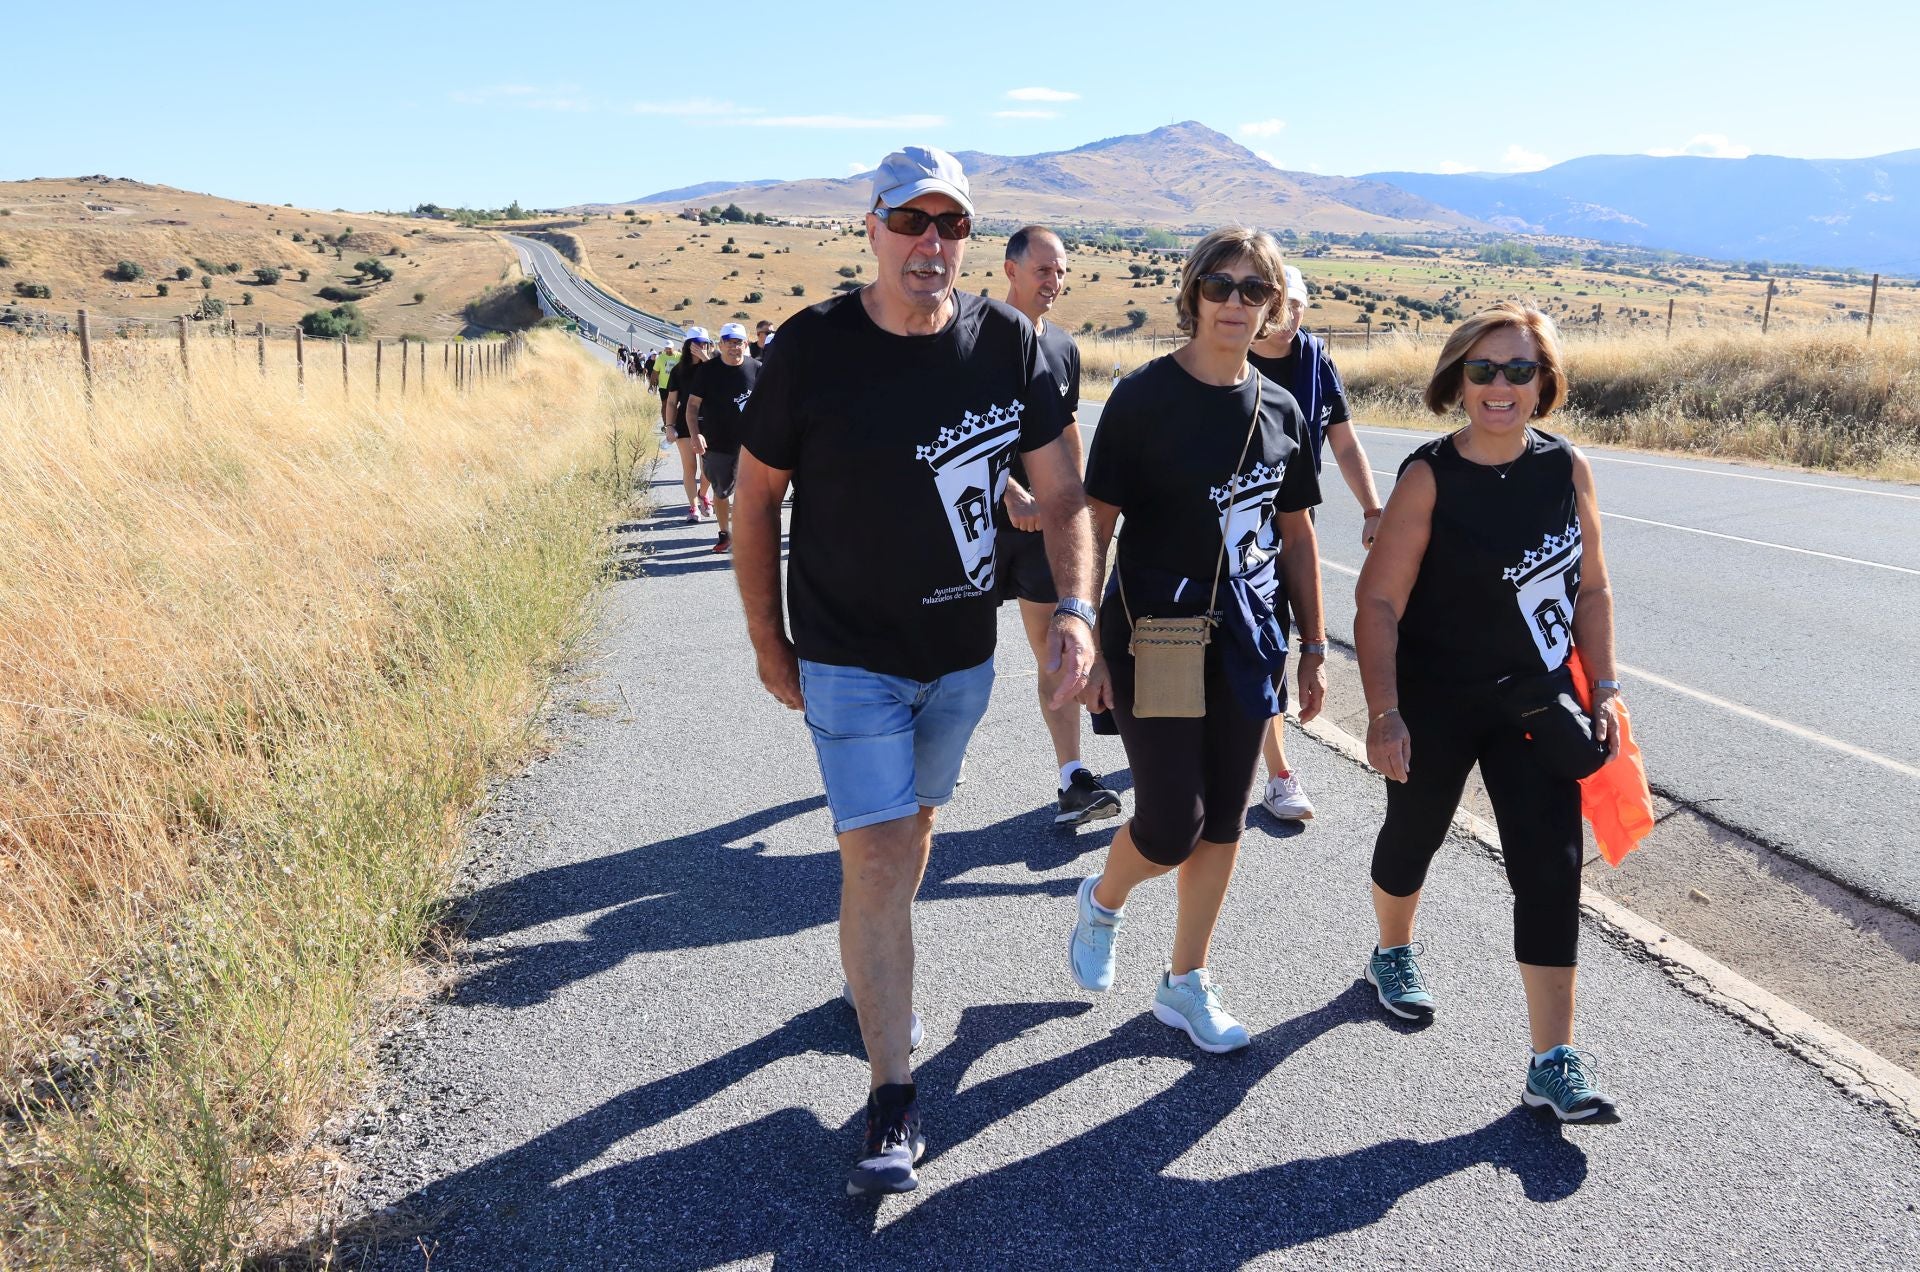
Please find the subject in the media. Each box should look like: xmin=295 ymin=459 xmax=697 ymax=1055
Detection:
xmin=11 ymin=0 xmax=1917 ymax=210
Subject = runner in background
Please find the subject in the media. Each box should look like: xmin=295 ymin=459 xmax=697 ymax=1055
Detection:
xmin=999 ymin=225 xmax=1122 ymax=826
xmin=652 ymin=341 xmax=679 ymax=442
xmin=1245 ymin=264 xmax=1384 ymax=822
xmin=664 ymin=331 xmax=714 ymax=521
xmin=685 ymin=322 xmax=760 ymax=555
xmin=750 ymin=319 xmax=774 ymax=359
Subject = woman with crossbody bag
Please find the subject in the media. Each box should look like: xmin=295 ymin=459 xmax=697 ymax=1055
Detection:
xmin=1069 ymin=227 xmax=1326 ymax=1052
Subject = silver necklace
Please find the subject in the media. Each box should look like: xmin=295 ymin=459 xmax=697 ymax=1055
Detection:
xmin=1459 ymin=429 xmax=1528 ymax=479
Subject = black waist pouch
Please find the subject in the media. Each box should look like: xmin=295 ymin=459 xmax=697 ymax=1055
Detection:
xmin=1496 ymin=664 xmax=1610 ymax=780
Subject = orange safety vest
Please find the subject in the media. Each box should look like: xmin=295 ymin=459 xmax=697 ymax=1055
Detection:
xmin=1567 ymin=648 xmax=1655 ymax=867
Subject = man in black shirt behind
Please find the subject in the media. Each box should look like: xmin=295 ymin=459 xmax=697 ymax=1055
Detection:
xmin=685 ymin=322 xmax=759 ymax=555
xmin=998 ymin=225 xmax=1122 ymax=826
xmin=735 ymin=147 xmax=1095 ymax=1197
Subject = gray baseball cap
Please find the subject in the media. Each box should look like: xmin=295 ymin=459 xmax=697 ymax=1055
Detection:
xmin=870 ymin=146 xmax=974 ymax=216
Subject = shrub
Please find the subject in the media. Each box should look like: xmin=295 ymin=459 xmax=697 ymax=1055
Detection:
xmin=201 ymin=275 xmax=213 ymax=289
xmin=198 ymin=296 xmax=226 ymax=318
xmin=155 ymin=282 xmax=169 ymax=297
xmin=175 ymin=266 xmax=192 ymax=281
xmin=838 ymin=265 xmax=858 ymax=278
xmin=413 ymin=291 xmax=426 ymax=304
xmin=317 ymin=285 xmax=368 ymax=303
xmin=747 ymin=252 xmax=765 ymax=259
xmin=355 ymin=258 xmax=394 ymax=283
xmin=1125 ymin=307 xmax=1148 ymax=330
xmin=0 ymin=253 xmax=9 ymax=268
xmin=299 ymin=302 xmax=366 ymax=338
xmin=291 ymin=232 xmax=304 ymax=243
xmin=834 ymin=281 xmax=861 ymax=293
xmin=791 ymin=284 xmax=805 ymax=296
xmin=745 ymin=290 xmax=764 ymax=303
xmin=13 ymin=281 xmax=50 ymax=298
xmin=226 ymin=262 xmax=242 ymax=274
xmin=253 ymin=266 xmax=282 ymax=285
xmin=242 ymin=292 xmax=254 ymax=305
xmin=297 ymin=268 xmax=311 ymax=282
xmin=110 ymin=260 xmax=145 ymax=282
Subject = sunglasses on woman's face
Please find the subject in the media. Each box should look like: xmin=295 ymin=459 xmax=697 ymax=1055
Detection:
xmin=1195 ymin=273 xmax=1277 ymax=306
xmin=1461 ymin=358 xmax=1541 ymax=386
xmin=872 ymin=204 xmax=973 ymax=240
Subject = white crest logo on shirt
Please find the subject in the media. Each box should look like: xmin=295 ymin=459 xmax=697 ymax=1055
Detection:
xmin=917 ymin=401 xmax=1024 ymax=592
xmin=1210 ymin=459 xmax=1287 ymax=603
xmin=733 ymin=389 xmax=753 ymax=411
xmin=1504 ymin=523 xmax=1582 ymax=670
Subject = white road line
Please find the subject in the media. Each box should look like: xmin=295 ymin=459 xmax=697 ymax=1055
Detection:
xmin=1360 ymin=469 xmax=1920 ymax=576
xmin=1355 ymin=427 xmax=1920 ymax=503
xmin=1318 ymin=556 xmax=1920 ymax=781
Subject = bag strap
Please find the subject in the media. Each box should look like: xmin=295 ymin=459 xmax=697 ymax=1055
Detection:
xmin=1119 ymin=373 xmax=1263 ymax=629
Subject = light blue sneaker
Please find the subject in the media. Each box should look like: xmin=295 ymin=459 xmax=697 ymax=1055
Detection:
xmin=1069 ymin=875 xmax=1124 ymax=991
xmin=1151 ymin=967 xmax=1251 ymax=1053
xmin=1523 ymin=1046 xmax=1620 ymax=1123
xmin=1365 ymin=942 xmax=1436 ymax=1022
xmin=840 ymin=982 xmax=924 ymax=1052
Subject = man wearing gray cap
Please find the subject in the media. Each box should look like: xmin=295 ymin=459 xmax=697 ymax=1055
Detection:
xmin=735 ymin=145 xmax=1096 ymax=1196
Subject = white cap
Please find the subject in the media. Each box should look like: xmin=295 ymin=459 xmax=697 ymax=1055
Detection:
xmin=685 ymin=326 xmax=711 ymax=343
xmin=718 ymin=322 xmax=749 ymax=341
xmin=1283 ymin=264 xmax=1308 ymax=304
xmin=870 ymin=145 xmax=974 ymax=215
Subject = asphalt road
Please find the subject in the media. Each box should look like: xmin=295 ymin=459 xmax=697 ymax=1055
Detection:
xmin=328 ymin=464 xmax=1920 ymax=1272
xmin=1079 ymin=401 xmax=1920 ymax=917
xmin=506 ymin=234 xmax=682 ymax=351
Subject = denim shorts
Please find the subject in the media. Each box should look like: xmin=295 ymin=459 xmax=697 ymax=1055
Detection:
xmin=798 ymin=656 xmax=995 ymax=834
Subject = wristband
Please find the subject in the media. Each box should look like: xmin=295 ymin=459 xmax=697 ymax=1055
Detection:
xmin=1298 ymin=640 xmax=1328 ymax=656
xmin=1053 ymin=597 xmax=1097 ymax=629
xmin=1594 ymin=679 xmax=1622 ymax=692
xmin=1372 ymin=706 xmax=1401 ymax=723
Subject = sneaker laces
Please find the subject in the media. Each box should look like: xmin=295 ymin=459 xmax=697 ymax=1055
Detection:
xmin=1381 ymin=943 xmax=1428 ymax=996
xmin=1540 ymin=1049 xmax=1602 ymax=1101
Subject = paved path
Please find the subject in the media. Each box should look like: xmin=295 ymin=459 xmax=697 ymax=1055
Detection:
xmin=333 ymin=462 xmax=1920 ymax=1271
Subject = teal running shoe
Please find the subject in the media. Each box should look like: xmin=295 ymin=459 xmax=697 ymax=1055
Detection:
xmin=840 ymin=982 xmax=924 ymax=1052
xmin=1365 ymin=942 xmax=1436 ymax=1022
xmin=1524 ymin=1046 xmax=1621 ymax=1123
xmin=1069 ymin=875 xmax=1124 ymax=991
xmin=1151 ymin=967 xmax=1251 ymax=1053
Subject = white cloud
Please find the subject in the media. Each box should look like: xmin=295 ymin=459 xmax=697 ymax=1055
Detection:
xmin=1239 ymin=119 xmax=1287 ymax=138
xmin=995 ymin=109 xmax=1058 ymax=120
xmin=1436 ymin=160 xmax=1474 ymax=174
xmin=626 ymin=98 xmax=759 ymax=117
xmin=1253 ymin=150 xmax=1280 ymax=168
xmin=1647 ymin=133 xmax=1750 ymax=159
xmin=1006 ymin=87 xmax=1078 ymax=102
xmin=743 ymin=114 xmax=946 ymax=129
xmin=847 ymin=161 xmax=871 ymax=175
xmin=1502 ymin=144 xmax=1551 ymax=171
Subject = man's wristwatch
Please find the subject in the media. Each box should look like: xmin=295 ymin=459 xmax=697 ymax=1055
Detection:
xmin=1299 ymin=639 xmax=1328 ymax=656
xmin=1594 ymin=679 xmax=1623 ymax=692
xmin=1053 ymin=597 xmax=1097 ymax=629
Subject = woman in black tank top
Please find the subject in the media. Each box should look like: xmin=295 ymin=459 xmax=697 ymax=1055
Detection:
xmin=1353 ymin=302 xmax=1628 ymax=1124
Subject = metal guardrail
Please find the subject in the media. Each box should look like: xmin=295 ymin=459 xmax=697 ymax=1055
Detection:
xmin=511 ymin=235 xmax=684 ymax=354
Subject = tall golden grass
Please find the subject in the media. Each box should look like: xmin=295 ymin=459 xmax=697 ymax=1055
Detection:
xmin=1074 ymin=327 xmax=1920 ymax=480
xmin=0 ymin=330 xmax=649 ymax=1266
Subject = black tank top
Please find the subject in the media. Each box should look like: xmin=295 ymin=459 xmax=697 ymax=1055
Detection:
xmin=1397 ymin=428 xmax=1581 ymax=686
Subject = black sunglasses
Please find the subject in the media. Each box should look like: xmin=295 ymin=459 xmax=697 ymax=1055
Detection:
xmin=1195 ymin=273 xmax=1277 ymax=306
xmin=1461 ymin=358 xmax=1541 ymax=386
xmin=872 ymin=204 xmax=973 ymax=240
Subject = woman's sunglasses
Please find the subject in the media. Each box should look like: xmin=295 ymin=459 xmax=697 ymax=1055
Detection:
xmin=872 ymin=204 xmax=973 ymax=240
xmin=1195 ymin=273 xmax=1277 ymax=306
xmin=1461 ymin=358 xmax=1542 ymax=386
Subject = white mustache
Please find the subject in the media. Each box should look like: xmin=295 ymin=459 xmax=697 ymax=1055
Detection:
xmin=906 ymin=260 xmax=946 ymax=275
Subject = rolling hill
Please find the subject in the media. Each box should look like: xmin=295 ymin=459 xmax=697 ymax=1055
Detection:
xmin=1368 ymin=151 xmax=1920 ymax=275
xmin=620 ymin=122 xmax=1484 ymax=234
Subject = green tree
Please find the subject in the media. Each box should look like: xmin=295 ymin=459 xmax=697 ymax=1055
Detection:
xmin=253 ymin=265 xmax=282 ymax=285
xmin=299 ymin=302 xmax=367 ymax=338
xmin=110 ymin=260 xmax=144 ymax=282
xmin=156 ymin=282 xmax=169 ymax=297
xmin=1125 ymin=307 xmax=1148 ymax=330
xmin=174 ymin=265 xmax=192 ymax=281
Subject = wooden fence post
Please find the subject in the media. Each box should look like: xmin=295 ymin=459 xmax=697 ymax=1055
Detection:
xmin=76 ymin=309 xmax=94 ymax=401
xmin=1761 ymin=279 xmax=1775 ymax=334
xmin=341 ymin=337 xmax=349 ymax=394
xmin=420 ymin=338 xmax=426 ymax=387
xmin=1666 ymin=298 xmax=1675 ymax=341
xmin=376 ymin=339 xmax=384 ymax=399
xmin=296 ymin=327 xmax=305 ymax=391
xmin=176 ymin=315 xmax=191 ymax=379
xmin=256 ymin=321 xmax=266 ymax=375
xmin=1867 ymin=273 xmax=1880 ymax=339
xmin=400 ymin=337 xmax=408 ymax=393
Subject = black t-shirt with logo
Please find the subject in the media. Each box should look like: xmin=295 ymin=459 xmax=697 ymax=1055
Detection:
xmin=1084 ymin=354 xmax=1320 ymax=617
xmin=1397 ymin=428 xmax=1581 ymax=686
xmin=1006 ymin=320 xmax=1081 ymax=494
xmin=688 ymin=355 xmax=761 ymax=454
xmin=744 ymin=290 xmax=1067 ymax=681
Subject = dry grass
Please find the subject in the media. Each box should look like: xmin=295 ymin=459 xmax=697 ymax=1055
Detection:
xmin=0 ymin=329 xmax=651 ymax=1266
xmin=0 ymin=178 xmax=516 ymax=338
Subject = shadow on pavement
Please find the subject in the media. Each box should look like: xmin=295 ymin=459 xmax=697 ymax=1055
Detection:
xmin=320 ymin=986 xmax=1586 ymax=1270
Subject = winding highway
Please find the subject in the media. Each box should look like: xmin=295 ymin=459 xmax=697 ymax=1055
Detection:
xmin=506 ymin=233 xmax=682 ymax=354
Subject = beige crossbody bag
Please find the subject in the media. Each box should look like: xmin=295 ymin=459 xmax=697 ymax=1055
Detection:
xmin=1117 ymin=377 xmax=1263 ymax=719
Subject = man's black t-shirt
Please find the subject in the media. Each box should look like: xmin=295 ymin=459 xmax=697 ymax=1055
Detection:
xmin=665 ymin=356 xmax=701 ymax=424
xmin=1006 ymin=320 xmax=1081 ymax=493
xmin=744 ymin=289 xmax=1067 ymax=681
xmin=688 ymin=356 xmax=760 ymax=454
xmin=1247 ymin=331 xmax=1350 ymax=470
xmin=1084 ymin=354 xmax=1320 ymax=614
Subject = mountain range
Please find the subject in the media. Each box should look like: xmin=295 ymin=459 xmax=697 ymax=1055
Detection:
xmin=615 ymin=122 xmax=1918 ymax=274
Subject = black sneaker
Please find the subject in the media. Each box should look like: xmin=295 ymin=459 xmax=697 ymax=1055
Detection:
xmin=846 ymin=1082 xmax=925 ymax=1196
xmin=1056 ymin=768 xmax=1122 ymax=826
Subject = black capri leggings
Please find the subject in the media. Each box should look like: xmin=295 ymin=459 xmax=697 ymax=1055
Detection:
xmin=1107 ymin=640 xmax=1274 ymax=867
xmin=1370 ymin=676 xmax=1584 ymax=966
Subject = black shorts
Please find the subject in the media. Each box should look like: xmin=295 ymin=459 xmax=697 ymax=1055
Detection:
xmin=994 ymin=527 xmax=1057 ymax=606
xmin=671 ymin=422 xmax=690 ymax=439
xmin=703 ymin=449 xmax=739 ymax=498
